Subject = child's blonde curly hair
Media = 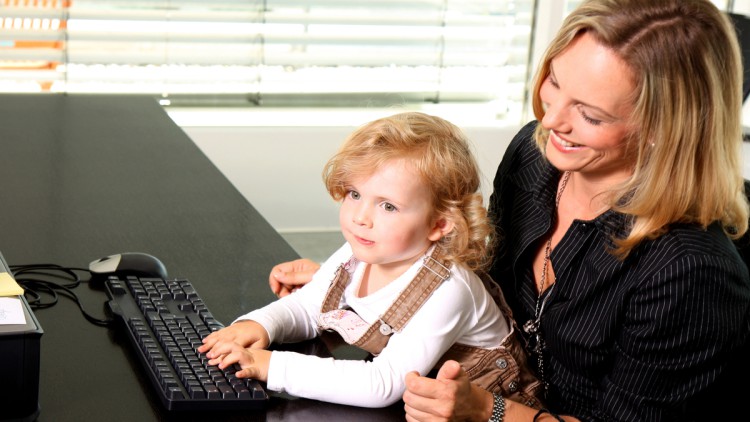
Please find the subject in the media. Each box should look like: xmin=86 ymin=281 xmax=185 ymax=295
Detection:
xmin=323 ymin=112 xmax=494 ymax=271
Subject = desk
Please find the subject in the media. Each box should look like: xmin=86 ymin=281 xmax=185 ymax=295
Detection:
xmin=0 ymin=94 xmax=404 ymax=421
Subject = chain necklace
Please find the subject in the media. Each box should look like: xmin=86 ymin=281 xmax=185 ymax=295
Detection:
xmin=523 ymin=170 xmax=570 ymax=396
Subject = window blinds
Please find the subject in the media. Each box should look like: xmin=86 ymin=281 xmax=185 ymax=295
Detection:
xmin=0 ymin=0 xmax=533 ymax=119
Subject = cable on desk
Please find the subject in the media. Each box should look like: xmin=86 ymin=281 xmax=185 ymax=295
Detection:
xmin=10 ymin=264 xmax=113 ymax=327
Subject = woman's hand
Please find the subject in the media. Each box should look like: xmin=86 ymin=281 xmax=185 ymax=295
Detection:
xmin=268 ymin=258 xmax=321 ymax=297
xmin=403 ymin=360 xmax=494 ymax=421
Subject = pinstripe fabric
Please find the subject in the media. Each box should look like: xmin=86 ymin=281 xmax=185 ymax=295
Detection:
xmin=487 ymin=121 xmax=750 ymax=421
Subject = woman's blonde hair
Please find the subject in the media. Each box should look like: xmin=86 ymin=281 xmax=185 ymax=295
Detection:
xmin=323 ymin=112 xmax=493 ymax=271
xmin=531 ymin=0 xmax=749 ymax=257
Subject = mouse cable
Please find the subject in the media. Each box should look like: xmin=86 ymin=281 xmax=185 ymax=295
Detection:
xmin=9 ymin=264 xmax=113 ymax=327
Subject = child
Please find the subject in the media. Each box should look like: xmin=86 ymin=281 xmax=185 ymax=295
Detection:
xmin=198 ymin=112 xmax=542 ymax=408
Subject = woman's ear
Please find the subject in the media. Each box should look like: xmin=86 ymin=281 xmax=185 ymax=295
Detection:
xmin=428 ymin=217 xmax=454 ymax=242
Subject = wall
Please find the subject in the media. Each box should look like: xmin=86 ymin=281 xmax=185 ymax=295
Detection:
xmin=180 ymin=115 xmax=750 ymax=233
xmin=182 ymin=124 xmax=522 ymax=232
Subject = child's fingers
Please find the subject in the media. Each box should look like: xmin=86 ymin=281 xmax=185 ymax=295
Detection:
xmin=204 ymin=340 xmax=236 ymax=359
xmin=236 ymin=366 xmax=260 ymax=379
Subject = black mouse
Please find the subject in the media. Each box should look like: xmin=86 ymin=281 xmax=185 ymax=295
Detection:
xmin=89 ymin=252 xmax=168 ymax=282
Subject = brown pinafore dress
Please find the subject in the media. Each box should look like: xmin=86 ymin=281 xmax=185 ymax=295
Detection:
xmin=316 ymin=247 xmax=544 ymax=408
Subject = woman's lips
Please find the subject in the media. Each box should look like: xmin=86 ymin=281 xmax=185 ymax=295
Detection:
xmin=551 ymin=131 xmax=583 ymax=151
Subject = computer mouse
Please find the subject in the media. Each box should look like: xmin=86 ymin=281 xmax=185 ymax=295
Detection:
xmin=89 ymin=252 xmax=168 ymax=281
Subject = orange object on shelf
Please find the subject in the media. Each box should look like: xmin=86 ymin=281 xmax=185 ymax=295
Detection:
xmin=0 ymin=0 xmax=71 ymax=90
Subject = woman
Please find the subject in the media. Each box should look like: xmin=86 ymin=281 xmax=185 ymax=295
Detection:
xmin=270 ymin=0 xmax=750 ymax=420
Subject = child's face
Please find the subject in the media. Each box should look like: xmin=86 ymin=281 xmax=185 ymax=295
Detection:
xmin=339 ymin=158 xmax=445 ymax=276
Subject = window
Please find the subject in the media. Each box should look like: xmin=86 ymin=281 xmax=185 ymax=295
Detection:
xmin=1 ymin=0 xmax=744 ymax=126
xmin=0 ymin=0 xmax=535 ymax=124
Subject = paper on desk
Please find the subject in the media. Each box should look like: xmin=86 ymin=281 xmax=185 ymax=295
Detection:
xmin=0 ymin=297 xmax=25 ymax=325
xmin=0 ymin=272 xmax=23 ymax=296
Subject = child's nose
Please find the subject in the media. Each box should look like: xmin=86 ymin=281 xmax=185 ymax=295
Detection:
xmin=352 ymin=206 xmax=372 ymax=227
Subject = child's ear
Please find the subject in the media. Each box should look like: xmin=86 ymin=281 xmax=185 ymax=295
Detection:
xmin=428 ymin=217 xmax=454 ymax=242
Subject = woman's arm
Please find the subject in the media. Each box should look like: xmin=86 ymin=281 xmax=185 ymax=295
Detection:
xmin=403 ymin=362 xmax=580 ymax=422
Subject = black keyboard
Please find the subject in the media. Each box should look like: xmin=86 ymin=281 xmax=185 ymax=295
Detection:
xmin=105 ymin=275 xmax=268 ymax=411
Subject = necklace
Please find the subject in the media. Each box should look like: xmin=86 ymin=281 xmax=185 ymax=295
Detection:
xmin=523 ymin=170 xmax=570 ymax=395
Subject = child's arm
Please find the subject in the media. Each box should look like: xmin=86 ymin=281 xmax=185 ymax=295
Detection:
xmin=199 ymin=244 xmax=353 ymax=363
xmin=262 ymin=271 xmax=495 ymax=407
xmin=235 ymin=243 xmax=354 ymax=344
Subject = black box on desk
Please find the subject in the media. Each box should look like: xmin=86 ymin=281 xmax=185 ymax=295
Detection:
xmin=0 ymin=255 xmax=43 ymax=422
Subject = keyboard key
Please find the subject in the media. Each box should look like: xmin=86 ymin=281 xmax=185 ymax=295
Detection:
xmin=204 ymin=384 xmax=221 ymax=399
xmin=166 ymin=386 xmax=184 ymax=400
xmin=218 ymin=383 xmax=235 ymax=398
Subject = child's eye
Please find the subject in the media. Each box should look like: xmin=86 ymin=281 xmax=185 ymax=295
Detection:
xmin=382 ymin=202 xmax=398 ymax=212
xmin=348 ymin=190 xmax=360 ymax=200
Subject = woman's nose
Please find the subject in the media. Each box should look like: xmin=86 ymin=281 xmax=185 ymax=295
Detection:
xmin=541 ymin=97 xmax=572 ymax=133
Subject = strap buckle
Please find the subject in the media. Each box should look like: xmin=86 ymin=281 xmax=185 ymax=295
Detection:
xmin=423 ymin=254 xmax=451 ymax=281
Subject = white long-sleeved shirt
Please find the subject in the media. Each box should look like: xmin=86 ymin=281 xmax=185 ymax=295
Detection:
xmin=237 ymin=243 xmax=510 ymax=407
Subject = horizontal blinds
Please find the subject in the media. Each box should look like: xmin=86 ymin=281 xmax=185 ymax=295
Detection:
xmin=0 ymin=0 xmax=534 ymax=117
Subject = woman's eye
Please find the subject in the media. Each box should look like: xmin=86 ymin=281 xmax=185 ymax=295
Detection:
xmin=547 ymin=74 xmax=559 ymax=88
xmin=348 ymin=190 xmax=360 ymax=200
xmin=581 ymin=110 xmax=602 ymax=126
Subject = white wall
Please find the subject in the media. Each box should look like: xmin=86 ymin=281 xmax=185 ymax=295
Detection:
xmin=174 ymin=97 xmax=750 ymax=233
xmin=182 ymin=124 xmax=521 ymax=232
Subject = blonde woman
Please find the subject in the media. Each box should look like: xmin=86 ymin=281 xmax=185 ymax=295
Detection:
xmin=402 ymin=0 xmax=750 ymax=420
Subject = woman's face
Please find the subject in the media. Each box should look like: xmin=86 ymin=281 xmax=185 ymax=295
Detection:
xmin=539 ymin=32 xmax=637 ymax=183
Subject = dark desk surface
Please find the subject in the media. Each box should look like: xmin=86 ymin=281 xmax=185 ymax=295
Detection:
xmin=0 ymin=94 xmax=403 ymax=421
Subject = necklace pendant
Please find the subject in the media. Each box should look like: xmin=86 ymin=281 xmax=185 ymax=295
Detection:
xmin=531 ymin=334 xmax=545 ymax=353
xmin=523 ymin=319 xmax=539 ymax=335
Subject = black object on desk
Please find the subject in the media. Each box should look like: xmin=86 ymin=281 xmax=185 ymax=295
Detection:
xmin=0 ymin=94 xmax=404 ymax=421
xmin=104 ymin=274 xmax=269 ymax=410
xmin=0 ymin=253 xmax=43 ymax=422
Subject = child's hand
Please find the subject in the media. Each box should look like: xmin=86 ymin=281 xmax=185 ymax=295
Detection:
xmin=213 ymin=344 xmax=272 ymax=382
xmin=198 ymin=320 xmax=270 ymax=358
